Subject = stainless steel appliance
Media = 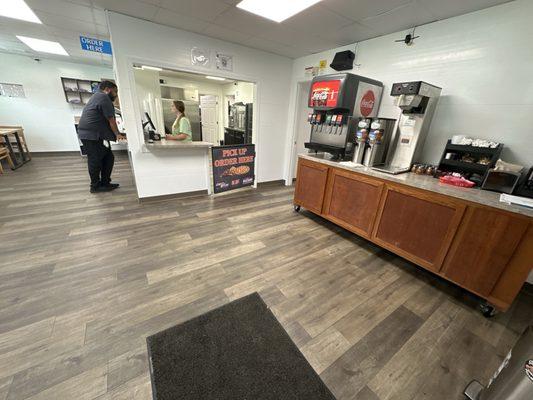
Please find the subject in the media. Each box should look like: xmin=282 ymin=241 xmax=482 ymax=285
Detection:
xmin=353 ymin=118 xmax=371 ymax=164
xmin=162 ymin=99 xmax=202 ymax=141
xmin=305 ymin=73 xmax=383 ymax=160
xmin=464 ymin=325 xmax=533 ymax=400
xmin=225 ymin=102 xmax=252 ymax=144
xmin=372 ymin=81 xmax=441 ymax=174
xmin=363 ymin=118 xmax=396 ymax=167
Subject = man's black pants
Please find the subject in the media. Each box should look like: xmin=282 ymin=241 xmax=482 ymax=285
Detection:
xmin=81 ymin=139 xmax=114 ymax=188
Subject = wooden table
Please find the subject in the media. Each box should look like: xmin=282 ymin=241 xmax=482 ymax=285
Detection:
xmin=0 ymin=127 xmax=31 ymax=169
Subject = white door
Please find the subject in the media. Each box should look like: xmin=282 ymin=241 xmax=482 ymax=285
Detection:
xmin=199 ymin=95 xmax=218 ymax=144
xmin=291 ymin=81 xmax=312 ymax=181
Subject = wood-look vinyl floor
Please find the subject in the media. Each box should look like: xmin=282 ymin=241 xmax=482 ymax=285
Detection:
xmin=0 ymin=154 xmax=532 ymax=400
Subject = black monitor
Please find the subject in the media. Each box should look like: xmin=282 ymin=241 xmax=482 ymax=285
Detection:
xmin=142 ymin=112 xmax=156 ymax=131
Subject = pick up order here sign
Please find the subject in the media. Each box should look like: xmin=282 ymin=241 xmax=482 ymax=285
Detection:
xmin=80 ymin=36 xmax=112 ymax=55
xmin=211 ymin=144 xmax=255 ymax=194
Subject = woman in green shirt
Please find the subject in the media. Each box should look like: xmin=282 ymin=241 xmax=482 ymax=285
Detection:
xmin=166 ymin=100 xmax=192 ymax=142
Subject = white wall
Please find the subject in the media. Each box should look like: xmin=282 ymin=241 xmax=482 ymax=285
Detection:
xmin=0 ymin=53 xmax=113 ymax=152
xmin=285 ymin=0 xmax=533 ymax=181
xmin=222 ymin=81 xmax=254 ymax=104
xmin=132 ymin=69 xmax=165 ymax=133
xmin=108 ymin=12 xmax=293 ymax=198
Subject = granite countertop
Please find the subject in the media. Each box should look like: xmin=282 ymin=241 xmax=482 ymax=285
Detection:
xmin=300 ymin=153 xmax=533 ymax=218
xmin=144 ymin=140 xmax=213 ymax=149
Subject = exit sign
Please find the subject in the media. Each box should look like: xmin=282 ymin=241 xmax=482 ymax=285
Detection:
xmin=80 ymin=36 xmax=112 ymax=55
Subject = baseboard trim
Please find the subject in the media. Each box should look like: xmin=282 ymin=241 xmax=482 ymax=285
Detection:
xmin=139 ymin=189 xmax=209 ymax=203
xmin=257 ymin=179 xmax=285 ymax=187
xmin=33 ymin=150 xmax=128 ymax=157
xmin=138 ymin=180 xmax=285 ymax=203
xmin=32 ymin=151 xmax=81 ymax=157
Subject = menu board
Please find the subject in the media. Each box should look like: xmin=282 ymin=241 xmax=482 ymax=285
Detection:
xmin=212 ymin=144 xmax=255 ymax=194
xmin=309 ymin=80 xmax=341 ymax=108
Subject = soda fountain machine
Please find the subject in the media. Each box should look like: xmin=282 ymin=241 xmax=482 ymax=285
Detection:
xmin=305 ymin=73 xmax=383 ymax=160
xmin=372 ymin=81 xmax=442 ymax=174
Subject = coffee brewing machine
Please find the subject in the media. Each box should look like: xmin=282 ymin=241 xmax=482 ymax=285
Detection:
xmin=305 ymin=73 xmax=383 ymax=160
xmin=362 ymin=118 xmax=397 ymax=167
xmin=373 ymin=81 xmax=442 ymax=174
xmin=353 ymin=118 xmax=371 ymax=164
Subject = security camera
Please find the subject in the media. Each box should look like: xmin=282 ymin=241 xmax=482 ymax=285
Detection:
xmin=33 ymin=58 xmax=41 ymax=62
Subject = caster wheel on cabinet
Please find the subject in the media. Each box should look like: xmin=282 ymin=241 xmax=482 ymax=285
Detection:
xmin=480 ymin=303 xmax=496 ymax=318
xmin=294 ymin=205 xmax=301 ymax=212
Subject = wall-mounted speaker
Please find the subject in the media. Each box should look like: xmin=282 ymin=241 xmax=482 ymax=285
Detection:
xmin=330 ymin=50 xmax=355 ymax=71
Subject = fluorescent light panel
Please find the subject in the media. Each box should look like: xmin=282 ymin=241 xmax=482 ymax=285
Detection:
xmin=141 ymin=65 xmax=162 ymax=71
xmin=1 ymin=0 xmax=42 ymax=24
xmin=205 ymin=76 xmax=226 ymax=81
xmin=237 ymin=0 xmax=322 ymax=23
xmin=16 ymin=36 xmax=68 ymax=56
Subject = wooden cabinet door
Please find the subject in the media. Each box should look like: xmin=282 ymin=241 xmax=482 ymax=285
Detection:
xmin=441 ymin=206 xmax=529 ymax=296
xmin=323 ymin=168 xmax=384 ymax=238
xmin=294 ymin=159 xmax=329 ymax=214
xmin=372 ymin=185 xmax=466 ymax=272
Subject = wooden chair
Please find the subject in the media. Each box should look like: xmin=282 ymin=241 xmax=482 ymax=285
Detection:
xmin=0 ymin=125 xmax=31 ymax=160
xmin=0 ymin=146 xmax=15 ymax=174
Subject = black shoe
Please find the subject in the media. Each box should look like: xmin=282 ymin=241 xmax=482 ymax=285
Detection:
xmin=90 ymin=185 xmax=114 ymax=193
xmin=102 ymin=183 xmax=119 ymax=189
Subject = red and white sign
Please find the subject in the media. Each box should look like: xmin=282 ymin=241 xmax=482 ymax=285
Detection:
xmin=309 ymin=80 xmax=341 ymax=108
xmin=359 ymin=90 xmax=376 ymax=117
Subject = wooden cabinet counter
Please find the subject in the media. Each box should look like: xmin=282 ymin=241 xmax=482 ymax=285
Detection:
xmin=293 ymin=155 xmax=533 ymax=313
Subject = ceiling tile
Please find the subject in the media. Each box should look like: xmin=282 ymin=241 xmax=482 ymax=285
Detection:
xmin=282 ymin=3 xmax=354 ymax=36
xmin=92 ymin=0 xmax=160 ymax=20
xmin=418 ymin=0 xmax=513 ymax=20
xmin=212 ymin=7 xmax=278 ymax=38
xmin=202 ymin=24 xmax=253 ymax=45
xmin=37 ymin=12 xmax=102 ymax=36
xmin=243 ymin=36 xmax=307 ymax=58
xmin=26 ymin=0 xmax=94 ymax=21
xmin=151 ymin=7 xmax=210 ymax=33
xmin=0 ymin=0 xmax=517 ymax=65
xmin=361 ymin=2 xmax=436 ymax=35
xmin=0 ymin=18 xmax=49 ymax=38
xmin=159 ymin=0 xmax=232 ymax=22
xmin=318 ymin=21 xmax=380 ymax=45
xmin=62 ymin=0 xmax=95 ymax=6
xmin=258 ymin=24 xmax=336 ymax=54
xmin=323 ymin=0 xmax=413 ymax=21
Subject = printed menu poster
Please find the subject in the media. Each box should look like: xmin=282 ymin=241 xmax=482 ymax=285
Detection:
xmin=212 ymin=144 xmax=255 ymax=194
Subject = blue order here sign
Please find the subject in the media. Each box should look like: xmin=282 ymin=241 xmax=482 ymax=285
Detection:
xmin=80 ymin=36 xmax=112 ymax=55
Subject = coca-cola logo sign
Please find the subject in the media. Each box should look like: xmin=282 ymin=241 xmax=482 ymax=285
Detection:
xmin=360 ymin=90 xmax=375 ymax=117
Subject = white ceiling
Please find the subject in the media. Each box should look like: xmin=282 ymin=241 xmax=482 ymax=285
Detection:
xmin=0 ymin=0 xmax=514 ymax=66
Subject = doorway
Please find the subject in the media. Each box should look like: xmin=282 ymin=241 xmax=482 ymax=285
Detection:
xmin=199 ymin=95 xmax=218 ymax=144
xmin=290 ymin=80 xmax=312 ymax=181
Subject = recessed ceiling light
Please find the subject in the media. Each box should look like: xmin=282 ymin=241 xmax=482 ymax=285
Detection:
xmin=1 ymin=0 xmax=42 ymax=24
xmin=141 ymin=65 xmax=163 ymax=71
xmin=205 ymin=76 xmax=226 ymax=81
xmin=236 ymin=0 xmax=322 ymax=23
xmin=16 ymin=36 xmax=68 ymax=56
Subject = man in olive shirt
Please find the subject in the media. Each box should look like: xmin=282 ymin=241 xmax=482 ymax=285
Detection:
xmin=77 ymin=81 xmax=125 ymax=193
